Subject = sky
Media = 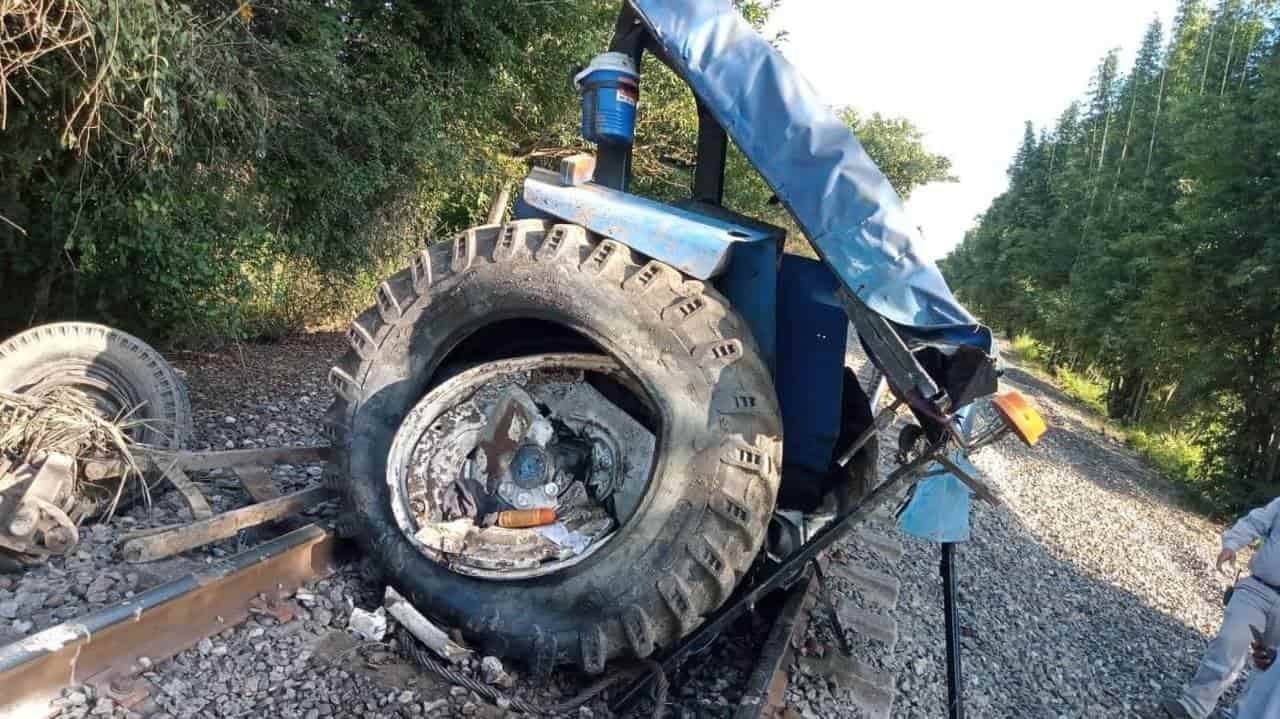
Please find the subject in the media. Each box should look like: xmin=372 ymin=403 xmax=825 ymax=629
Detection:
xmin=766 ymin=0 xmax=1181 ymax=260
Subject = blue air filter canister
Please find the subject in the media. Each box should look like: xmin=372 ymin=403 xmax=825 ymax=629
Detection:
xmin=575 ymin=52 xmax=639 ymax=146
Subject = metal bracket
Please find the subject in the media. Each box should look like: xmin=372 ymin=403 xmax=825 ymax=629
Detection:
xmin=520 ymin=167 xmax=779 ymax=280
xmin=840 ymin=288 xmax=939 ymax=403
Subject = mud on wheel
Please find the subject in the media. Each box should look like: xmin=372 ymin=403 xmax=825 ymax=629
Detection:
xmin=325 ymin=220 xmax=783 ymax=672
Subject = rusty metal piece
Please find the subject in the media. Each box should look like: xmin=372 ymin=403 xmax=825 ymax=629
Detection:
xmin=0 ymin=525 xmax=339 ymax=718
xmin=248 ymin=594 xmax=298 ymax=624
xmin=0 ymin=452 xmax=78 ymax=559
xmin=559 ymin=154 xmax=597 ymax=186
xmin=496 ymin=508 xmax=557 ymax=528
xmin=102 ymin=675 xmax=149 ymax=710
xmin=120 ymin=486 xmax=332 ymax=562
xmin=735 ymin=571 xmax=817 ymax=719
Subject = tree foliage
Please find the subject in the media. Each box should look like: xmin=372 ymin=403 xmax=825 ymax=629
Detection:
xmin=942 ymin=1 xmax=1280 ymax=514
xmin=1 ymin=0 xmax=949 ymax=346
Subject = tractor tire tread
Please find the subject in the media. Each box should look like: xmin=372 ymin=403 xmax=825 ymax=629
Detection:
xmin=325 ymin=220 xmax=782 ymax=672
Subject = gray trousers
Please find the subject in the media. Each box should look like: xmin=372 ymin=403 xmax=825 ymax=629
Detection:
xmin=1180 ymin=577 xmax=1280 ymax=719
xmin=1238 ymin=659 xmax=1280 ymax=719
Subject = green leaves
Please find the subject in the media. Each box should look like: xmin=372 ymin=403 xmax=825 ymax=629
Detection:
xmin=840 ymin=109 xmax=956 ymax=200
xmin=944 ymin=0 xmax=1280 ymax=515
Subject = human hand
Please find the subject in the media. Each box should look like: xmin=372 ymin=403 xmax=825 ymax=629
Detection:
xmin=1252 ymin=640 xmax=1276 ymax=671
xmin=1218 ymin=547 xmax=1238 ymax=575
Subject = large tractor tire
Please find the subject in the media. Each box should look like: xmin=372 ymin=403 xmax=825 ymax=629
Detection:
xmin=0 ymin=322 xmax=191 ymax=450
xmin=325 ymin=220 xmax=783 ymax=672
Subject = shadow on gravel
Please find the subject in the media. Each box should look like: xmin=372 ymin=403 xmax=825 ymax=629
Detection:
xmin=951 ymin=504 xmax=1232 ymax=718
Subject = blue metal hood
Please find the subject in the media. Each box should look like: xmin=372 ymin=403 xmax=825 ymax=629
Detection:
xmin=630 ymin=0 xmax=989 ymax=346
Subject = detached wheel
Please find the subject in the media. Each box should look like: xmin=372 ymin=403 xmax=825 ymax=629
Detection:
xmin=326 ymin=220 xmax=783 ymax=672
xmin=0 ymin=322 xmax=190 ymax=449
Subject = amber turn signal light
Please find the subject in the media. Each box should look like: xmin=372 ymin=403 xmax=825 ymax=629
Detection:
xmin=496 ymin=508 xmax=557 ymax=529
xmin=992 ymin=390 xmax=1047 ymax=446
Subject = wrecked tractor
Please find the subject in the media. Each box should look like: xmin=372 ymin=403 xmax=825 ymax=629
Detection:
xmin=325 ymin=0 xmax=1041 ymax=675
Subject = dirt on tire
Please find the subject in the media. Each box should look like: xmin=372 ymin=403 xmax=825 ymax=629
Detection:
xmin=324 ymin=219 xmax=784 ymax=673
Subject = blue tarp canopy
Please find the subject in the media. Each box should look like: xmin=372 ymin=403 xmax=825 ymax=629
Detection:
xmin=631 ymin=0 xmax=990 ymax=349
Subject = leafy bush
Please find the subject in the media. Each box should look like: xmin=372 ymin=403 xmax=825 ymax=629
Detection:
xmin=1 ymin=0 xmax=953 ymax=347
xmin=1127 ymin=428 xmax=1204 ymax=487
xmin=1053 ymin=367 xmax=1107 ymax=416
xmin=1009 ymin=333 xmax=1047 ymax=364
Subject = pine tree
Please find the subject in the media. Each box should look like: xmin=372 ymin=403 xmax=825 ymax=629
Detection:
xmin=943 ymin=1 xmax=1280 ymax=514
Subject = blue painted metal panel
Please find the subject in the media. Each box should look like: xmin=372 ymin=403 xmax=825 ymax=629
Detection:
xmin=629 ymin=0 xmax=990 ymax=350
xmin=715 ymin=235 xmax=778 ymax=374
xmin=775 ymin=255 xmax=847 ymax=474
xmin=897 ymin=464 xmax=974 ymax=543
xmin=520 ymin=167 xmax=773 ymax=280
xmin=898 ymin=406 xmax=977 ymax=543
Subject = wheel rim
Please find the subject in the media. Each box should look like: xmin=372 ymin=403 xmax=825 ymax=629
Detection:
xmin=386 ymin=353 xmax=658 ymax=580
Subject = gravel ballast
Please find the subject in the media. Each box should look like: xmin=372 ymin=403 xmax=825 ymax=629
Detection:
xmin=0 ymin=333 xmax=1244 ymax=718
xmin=780 ymin=349 xmax=1236 ymax=719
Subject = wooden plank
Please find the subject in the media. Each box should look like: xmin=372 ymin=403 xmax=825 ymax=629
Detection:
xmin=157 ymin=463 xmax=213 ymax=521
xmin=120 ymin=487 xmax=332 ymax=563
xmin=162 ymin=445 xmax=332 ymax=473
xmin=234 ymin=465 xmax=280 ymax=504
xmin=83 ymin=445 xmax=331 ymax=481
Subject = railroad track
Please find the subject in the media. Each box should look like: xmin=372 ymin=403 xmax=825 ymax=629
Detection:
xmin=690 ymin=522 xmax=907 ymax=719
xmin=0 ymin=525 xmax=905 ymax=719
xmin=0 ymin=448 xmax=909 ymax=719
xmin=0 ymin=524 xmax=343 ymax=718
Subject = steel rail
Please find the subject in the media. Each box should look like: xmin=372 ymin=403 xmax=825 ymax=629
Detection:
xmin=733 ymin=570 xmax=818 ymax=719
xmin=0 ymin=524 xmax=342 ymax=718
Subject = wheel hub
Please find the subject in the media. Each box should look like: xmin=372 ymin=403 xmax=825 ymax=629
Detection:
xmin=386 ymin=354 xmax=656 ymax=580
xmin=510 ymin=445 xmax=549 ymax=488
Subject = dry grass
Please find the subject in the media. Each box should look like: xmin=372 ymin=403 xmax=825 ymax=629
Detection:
xmin=0 ymin=387 xmax=149 ymax=518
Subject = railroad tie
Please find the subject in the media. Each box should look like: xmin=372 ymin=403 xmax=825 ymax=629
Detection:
xmin=842 ymin=659 xmax=897 ymax=719
xmin=832 ymin=561 xmax=901 ymax=609
xmin=797 ymin=654 xmax=896 ymax=719
xmin=855 ymin=527 xmax=905 ymax=563
xmin=837 ymin=601 xmax=899 ymax=651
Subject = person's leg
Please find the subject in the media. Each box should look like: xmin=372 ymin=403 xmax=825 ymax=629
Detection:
xmin=1225 ymin=596 xmax=1280 ymax=718
xmin=1237 ymin=660 xmax=1280 ymax=719
xmin=1179 ymin=579 xmax=1277 ymax=718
